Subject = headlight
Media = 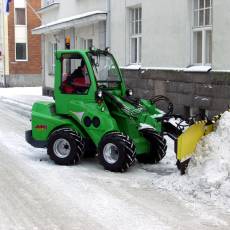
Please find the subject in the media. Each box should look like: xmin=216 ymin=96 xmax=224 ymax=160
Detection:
xmin=97 ymin=90 xmax=103 ymax=98
xmin=95 ymin=90 xmax=104 ymax=104
xmin=126 ymin=89 xmax=133 ymax=97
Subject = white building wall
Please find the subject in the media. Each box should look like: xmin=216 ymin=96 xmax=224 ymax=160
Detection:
xmin=212 ymin=0 xmax=230 ymax=71
xmin=0 ymin=0 xmax=9 ymax=84
xmin=142 ymin=0 xmax=192 ymax=68
xmin=111 ymin=0 xmax=192 ymax=68
xmin=110 ymin=0 xmax=127 ymax=66
xmin=0 ymin=0 xmax=4 ymax=76
xmin=41 ymin=0 xmax=106 ymax=24
xmin=110 ymin=0 xmax=230 ymax=71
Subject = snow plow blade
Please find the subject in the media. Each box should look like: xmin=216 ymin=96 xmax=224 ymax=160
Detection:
xmin=176 ymin=121 xmax=214 ymax=174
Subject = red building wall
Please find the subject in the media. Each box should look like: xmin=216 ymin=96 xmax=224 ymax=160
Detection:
xmin=8 ymin=0 xmax=41 ymax=75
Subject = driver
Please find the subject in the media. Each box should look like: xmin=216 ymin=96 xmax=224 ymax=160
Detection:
xmin=63 ymin=60 xmax=89 ymax=93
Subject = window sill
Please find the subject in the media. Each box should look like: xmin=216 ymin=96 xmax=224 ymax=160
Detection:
xmin=183 ymin=65 xmax=212 ymax=73
xmin=122 ymin=64 xmax=142 ymax=70
xmin=15 ymin=59 xmax=28 ymax=62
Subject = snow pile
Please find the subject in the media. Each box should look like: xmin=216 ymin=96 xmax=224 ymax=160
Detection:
xmin=187 ymin=111 xmax=230 ymax=197
xmin=142 ymin=112 xmax=230 ymax=211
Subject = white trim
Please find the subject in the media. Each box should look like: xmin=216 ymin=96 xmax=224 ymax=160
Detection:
xmin=192 ymin=0 xmax=212 ymax=66
xmin=14 ymin=7 xmax=27 ymax=26
xmin=129 ymin=7 xmax=142 ymax=65
xmin=14 ymin=4 xmax=28 ymax=62
xmin=15 ymin=43 xmax=28 ymax=61
xmin=32 ymin=11 xmax=107 ymax=35
xmin=122 ymin=66 xmax=213 ymax=73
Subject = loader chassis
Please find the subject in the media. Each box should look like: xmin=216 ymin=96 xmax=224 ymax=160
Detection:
xmin=26 ymin=49 xmax=213 ymax=173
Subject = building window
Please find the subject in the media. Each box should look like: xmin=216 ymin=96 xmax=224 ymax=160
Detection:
xmin=16 ymin=43 xmax=27 ymax=60
xmin=15 ymin=8 xmax=26 ymax=25
xmin=49 ymin=42 xmax=57 ymax=75
xmin=192 ymin=0 xmax=212 ymax=65
xmin=130 ymin=7 xmax=142 ymax=64
xmin=83 ymin=39 xmax=93 ymax=49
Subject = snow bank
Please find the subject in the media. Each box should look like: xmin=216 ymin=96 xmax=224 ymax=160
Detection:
xmin=187 ymin=111 xmax=230 ymax=199
xmin=0 ymin=87 xmax=42 ymax=97
xmin=143 ymin=112 xmax=230 ymax=211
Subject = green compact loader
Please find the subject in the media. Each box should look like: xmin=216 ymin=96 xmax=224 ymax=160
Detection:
xmin=26 ymin=48 xmax=214 ymax=173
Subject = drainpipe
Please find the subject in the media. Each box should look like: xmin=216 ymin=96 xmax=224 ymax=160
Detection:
xmin=106 ymin=0 xmax=111 ymax=48
xmin=1 ymin=0 xmax=6 ymax=87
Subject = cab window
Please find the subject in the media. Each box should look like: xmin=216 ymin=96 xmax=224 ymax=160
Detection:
xmin=61 ymin=54 xmax=90 ymax=94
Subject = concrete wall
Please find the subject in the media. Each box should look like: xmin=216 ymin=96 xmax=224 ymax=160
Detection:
xmin=123 ymin=68 xmax=230 ymax=117
xmin=2 ymin=74 xmax=42 ymax=87
xmin=43 ymin=67 xmax=230 ymax=117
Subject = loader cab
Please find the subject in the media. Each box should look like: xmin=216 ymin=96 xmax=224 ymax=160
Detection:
xmin=54 ymin=49 xmax=126 ymax=115
xmin=87 ymin=50 xmax=126 ymax=94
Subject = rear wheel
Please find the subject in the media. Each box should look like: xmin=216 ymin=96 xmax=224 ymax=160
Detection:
xmin=137 ymin=128 xmax=167 ymax=164
xmin=47 ymin=128 xmax=84 ymax=165
xmin=98 ymin=132 xmax=136 ymax=172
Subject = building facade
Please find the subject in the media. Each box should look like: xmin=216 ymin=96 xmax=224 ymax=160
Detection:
xmin=36 ymin=0 xmax=230 ymax=117
xmin=110 ymin=0 xmax=230 ymax=71
xmin=33 ymin=0 xmax=107 ymax=94
xmin=110 ymin=0 xmax=230 ymax=117
xmin=0 ymin=0 xmax=42 ymax=87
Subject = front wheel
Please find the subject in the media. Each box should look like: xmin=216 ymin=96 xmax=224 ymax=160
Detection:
xmin=98 ymin=132 xmax=136 ymax=172
xmin=47 ymin=128 xmax=84 ymax=165
xmin=137 ymin=128 xmax=167 ymax=164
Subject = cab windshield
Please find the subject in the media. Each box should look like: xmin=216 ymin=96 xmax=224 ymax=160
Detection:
xmin=87 ymin=51 xmax=121 ymax=88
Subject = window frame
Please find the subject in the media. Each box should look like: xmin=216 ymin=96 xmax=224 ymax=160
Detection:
xmin=60 ymin=54 xmax=91 ymax=95
xmin=192 ymin=0 xmax=213 ymax=66
xmin=14 ymin=5 xmax=28 ymax=62
xmin=15 ymin=42 xmax=28 ymax=62
xmin=48 ymin=42 xmax=57 ymax=75
xmin=83 ymin=39 xmax=93 ymax=49
xmin=14 ymin=7 xmax=26 ymax=26
xmin=129 ymin=6 xmax=142 ymax=65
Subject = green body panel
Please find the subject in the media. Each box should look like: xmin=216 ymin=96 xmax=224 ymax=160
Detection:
xmin=103 ymin=96 xmax=163 ymax=155
xmin=31 ymin=49 xmax=165 ymax=155
xmin=31 ymin=102 xmax=82 ymax=141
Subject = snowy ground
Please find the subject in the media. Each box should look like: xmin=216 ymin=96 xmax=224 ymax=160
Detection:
xmin=0 ymin=87 xmax=230 ymax=230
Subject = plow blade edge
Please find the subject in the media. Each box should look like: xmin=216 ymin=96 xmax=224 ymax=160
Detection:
xmin=176 ymin=122 xmax=213 ymax=174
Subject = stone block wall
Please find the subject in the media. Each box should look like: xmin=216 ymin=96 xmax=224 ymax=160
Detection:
xmin=122 ymin=69 xmax=230 ymax=118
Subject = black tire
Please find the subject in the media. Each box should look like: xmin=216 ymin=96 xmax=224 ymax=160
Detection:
xmin=98 ymin=132 xmax=136 ymax=172
xmin=47 ymin=128 xmax=84 ymax=165
xmin=137 ymin=128 xmax=167 ymax=164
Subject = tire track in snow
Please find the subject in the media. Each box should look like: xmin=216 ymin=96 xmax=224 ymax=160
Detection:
xmin=0 ymin=97 xmax=32 ymax=119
